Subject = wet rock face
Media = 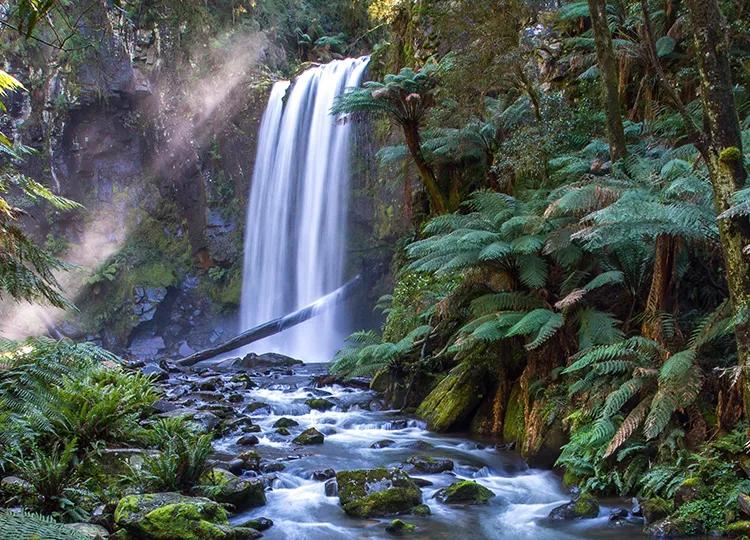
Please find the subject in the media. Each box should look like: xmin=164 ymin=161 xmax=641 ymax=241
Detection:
xmin=336 ymin=469 xmax=423 ymax=518
xmin=132 ymin=287 xmax=168 ymax=323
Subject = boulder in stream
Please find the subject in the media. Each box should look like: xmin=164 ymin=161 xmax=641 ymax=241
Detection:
xmin=237 ymin=434 xmax=260 ymax=446
xmin=371 ymin=439 xmax=396 ymax=449
xmin=238 ymin=517 xmax=274 ymax=532
xmin=336 ymin=468 xmax=423 ymax=518
xmin=293 ymin=427 xmax=325 ymax=445
xmin=548 ymin=491 xmax=599 ymax=520
xmin=313 ymin=468 xmax=336 ymax=481
xmin=405 ymin=455 xmax=454 ymax=474
xmin=113 ymin=492 xmax=258 ymax=539
xmin=385 ymin=519 xmax=416 ymax=535
xmin=232 ymin=352 xmax=303 ymax=370
xmin=243 ymin=401 xmax=272 ymax=415
xmin=305 ymin=398 xmax=335 ymax=411
xmin=273 ymin=417 xmax=299 ymax=428
xmin=198 ymin=468 xmax=266 ymax=510
xmin=436 ymin=480 xmax=495 ymax=505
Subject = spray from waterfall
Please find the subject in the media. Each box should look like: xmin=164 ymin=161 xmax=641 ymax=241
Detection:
xmin=240 ymin=57 xmax=369 ymax=362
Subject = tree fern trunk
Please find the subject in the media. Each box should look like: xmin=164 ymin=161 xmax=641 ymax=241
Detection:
xmin=587 ymin=0 xmax=627 ymax=161
xmin=642 ymin=235 xmax=677 ymax=343
xmin=686 ymin=0 xmax=750 ymax=421
xmin=402 ymin=121 xmax=448 ymax=214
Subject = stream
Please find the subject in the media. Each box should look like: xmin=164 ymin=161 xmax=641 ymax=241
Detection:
xmin=161 ymin=359 xmax=647 ymax=539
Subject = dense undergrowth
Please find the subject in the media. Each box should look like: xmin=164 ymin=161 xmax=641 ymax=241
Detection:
xmin=0 ymin=339 xmax=218 ymax=519
xmin=330 ymin=0 xmax=750 ymax=534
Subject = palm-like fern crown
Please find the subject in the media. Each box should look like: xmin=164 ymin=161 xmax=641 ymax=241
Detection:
xmin=331 ymin=63 xmax=439 ymax=125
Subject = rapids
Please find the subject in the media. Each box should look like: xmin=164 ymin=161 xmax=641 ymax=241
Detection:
xmin=194 ymin=363 xmax=647 ymax=539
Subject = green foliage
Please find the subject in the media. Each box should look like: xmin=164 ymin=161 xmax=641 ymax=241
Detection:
xmin=332 ymin=63 xmax=439 ymax=125
xmin=8 ymin=440 xmax=83 ymax=517
xmin=137 ymin=419 xmax=213 ymax=493
xmin=50 ymin=367 xmax=158 ymax=451
xmin=0 ymin=511 xmax=86 ymax=540
xmin=0 ymin=337 xmax=166 ymax=519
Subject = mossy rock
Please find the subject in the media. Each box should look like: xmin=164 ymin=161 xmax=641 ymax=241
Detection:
xmin=293 ymin=427 xmax=325 ymax=445
xmin=640 ymin=497 xmax=673 ymax=524
xmin=548 ymin=492 xmax=599 ymax=520
xmin=273 ymin=417 xmax=299 ymax=428
xmin=411 ymin=504 xmax=431 ymax=516
xmin=237 ymin=517 xmax=273 ymax=532
xmin=436 ymin=481 xmax=495 ymax=505
xmin=385 ymin=519 xmax=416 ymax=535
xmin=113 ymin=492 xmax=248 ymax=540
xmin=336 ymin=468 xmax=423 ymax=518
xmin=726 ymin=521 xmax=750 ymax=538
xmin=416 ymin=359 xmax=487 ymax=432
xmin=239 ymin=450 xmax=261 ymax=470
xmin=197 ymin=468 xmax=266 ymax=510
xmin=276 ymin=427 xmax=291 ymax=436
xmin=244 ymin=402 xmax=271 ymax=414
xmin=305 ymin=398 xmax=335 ymax=411
xmin=674 ymin=477 xmax=702 ymax=507
xmin=643 ymin=515 xmax=704 ymax=537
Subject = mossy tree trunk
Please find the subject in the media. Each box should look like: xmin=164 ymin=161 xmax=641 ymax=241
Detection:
xmin=402 ymin=121 xmax=448 ymax=214
xmin=686 ymin=0 xmax=750 ymax=420
xmin=587 ymin=0 xmax=627 ymax=161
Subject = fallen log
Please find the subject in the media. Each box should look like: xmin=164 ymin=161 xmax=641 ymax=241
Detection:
xmin=176 ymin=275 xmax=362 ymax=367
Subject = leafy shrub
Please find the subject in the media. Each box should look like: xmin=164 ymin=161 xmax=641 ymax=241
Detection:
xmin=50 ymin=366 xmax=158 ymax=452
xmin=8 ymin=440 xmax=84 ymax=519
xmin=137 ymin=418 xmax=213 ymax=493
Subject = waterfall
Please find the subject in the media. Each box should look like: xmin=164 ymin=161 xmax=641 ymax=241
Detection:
xmin=239 ymin=57 xmax=369 ymax=362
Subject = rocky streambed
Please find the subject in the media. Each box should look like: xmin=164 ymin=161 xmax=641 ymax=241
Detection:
xmin=129 ymin=354 xmax=648 ymax=539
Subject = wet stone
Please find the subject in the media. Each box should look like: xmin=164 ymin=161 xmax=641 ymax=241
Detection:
xmin=237 ymin=434 xmax=260 ymax=446
xmin=436 ymin=481 xmax=495 ymax=505
xmin=273 ymin=417 xmax=299 ymax=428
xmin=371 ymin=439 xmax=396 ymax=449
xmin=260 ymin=462 xmax=286 ymax=473
xmin=305 ymin=397 xmax=335 ymax=411
xmin=239 ymin=517 xmax=274 ymax=532
xmin=405 ymin=456 xmax=454 ymax=474
xmin=293 ymin=427 xmax=325 ymax=445
xmin=313 ymin=469 xmax=336 ymax=481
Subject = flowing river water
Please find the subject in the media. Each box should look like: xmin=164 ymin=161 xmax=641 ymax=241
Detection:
xmin=172 ymin=361 xmax=646 ymax=539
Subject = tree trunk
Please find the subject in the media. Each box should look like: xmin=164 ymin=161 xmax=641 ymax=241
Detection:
xmin=587 ymin=0 xmax=627 ymax=161
xmin=402 ymin=121 xmax=448 ymax=214
xmin=686 ymin=0 xmax=750 ymax=420
xmin=177 ymin=275 xmax=362 ymax=366
xmin=642 ymin=235 xmax=678 ymax=343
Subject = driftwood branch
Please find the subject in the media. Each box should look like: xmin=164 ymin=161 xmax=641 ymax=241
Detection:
xmin=176 ymin=275 xmax=362 ymax=367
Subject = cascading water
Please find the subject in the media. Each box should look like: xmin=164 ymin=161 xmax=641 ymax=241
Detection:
xmin=240 ymin=57 xmax=369 ymax=362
